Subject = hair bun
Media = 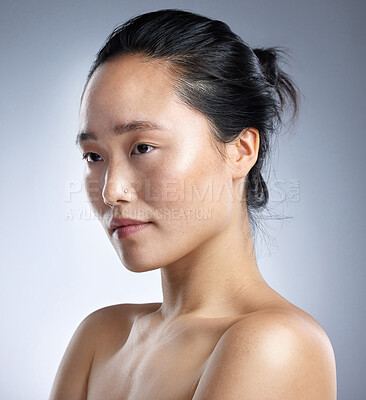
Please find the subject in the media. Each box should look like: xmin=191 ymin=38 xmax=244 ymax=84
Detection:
xmin=252 ymin=46 xmax=300 ymax=126
xmin=252 ymin=47 xmax=279 ymax=86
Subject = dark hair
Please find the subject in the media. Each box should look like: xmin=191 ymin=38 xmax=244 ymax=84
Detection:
xmin=83 ymin=8 xmax=301 ymax=234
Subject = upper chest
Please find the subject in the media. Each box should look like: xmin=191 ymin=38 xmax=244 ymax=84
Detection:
xmin=86 ymin=313 xmax=242 ymax=400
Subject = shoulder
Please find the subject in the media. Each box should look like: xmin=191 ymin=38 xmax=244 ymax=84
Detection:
xmin=193 ymin=308 xmax=337 ymax=400
xmin=223 ymin=308 xmax=336 ymax=365
xmin=80 ymin=301 xmax=162 ymax=331
xmin=49 ymin=302 xmax=160 ymax=400
xmin=80 ymin=302 xmax=145 ymax=327
xmin=76 ymin=302 xmax=162 ymax=350
xmin=66 ymin=302 xmax=161 ymax=353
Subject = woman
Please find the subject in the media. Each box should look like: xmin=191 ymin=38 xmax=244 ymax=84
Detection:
xmin=50 ymin=8 xmax=337 ymax=400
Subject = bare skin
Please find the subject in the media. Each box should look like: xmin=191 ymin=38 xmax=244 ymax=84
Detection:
xmin=49 ymin=54 xmax=337 ymax=399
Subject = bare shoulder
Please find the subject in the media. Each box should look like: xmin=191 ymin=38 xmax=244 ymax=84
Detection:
xmin=193 ymin=306 xmax=337 ymax=400
xmin=85 ymin=301 xmax=162 ymax=321
xmin=71 ymin=302 xmax=163 ymax=356
xmin=49 ymin=302 xmax=161 ymax=400
xmin=81 ymin=302 xmax=161 ymax=331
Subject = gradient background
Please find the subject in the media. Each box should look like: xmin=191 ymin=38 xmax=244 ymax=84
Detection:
xmin=1 ymin=0 xmax=364 ymax=399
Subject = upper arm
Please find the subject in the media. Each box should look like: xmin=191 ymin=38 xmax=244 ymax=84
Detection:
xmin=193 ymin=314 xmax=337 ymax=400
xmin=49 ymin=303 xmax=135 ymax=400
xmin=48 ymin=311 xmax=99 ymax=400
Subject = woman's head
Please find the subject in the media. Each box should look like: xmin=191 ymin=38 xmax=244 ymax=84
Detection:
xmin=77 ymin=9 xmax=300 ymax=269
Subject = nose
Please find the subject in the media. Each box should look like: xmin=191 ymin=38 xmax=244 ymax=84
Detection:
xmin=102 ymin=169 xmax=131 ymax=207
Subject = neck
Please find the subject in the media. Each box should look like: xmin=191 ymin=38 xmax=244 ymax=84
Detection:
xmin=157 ymin=208 xmax=266 ymax=321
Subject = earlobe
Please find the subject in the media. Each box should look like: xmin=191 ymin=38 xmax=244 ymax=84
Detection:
xmin=231 ymin=127 xmax=260 ymax=179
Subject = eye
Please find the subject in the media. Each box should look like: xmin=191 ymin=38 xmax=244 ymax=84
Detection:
xmin=131 ymin=143 xmax=154 ymax=155
xmin=82 ymin=152 xmax=103 ymax=163
xmin=81 ymin=143 xmax=154 ymax=163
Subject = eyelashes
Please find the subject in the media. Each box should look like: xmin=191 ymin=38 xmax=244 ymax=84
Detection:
xmin=81 ymin=152 xmax=103 ymax=162
xmin=132 ymin=143 xmax=154 ymax=155
xmin=82 ymin=143 xmax=155 ymax=163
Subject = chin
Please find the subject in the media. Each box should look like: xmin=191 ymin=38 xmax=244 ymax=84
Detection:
xmin=122 ymin=259 xmax=162 ymax=273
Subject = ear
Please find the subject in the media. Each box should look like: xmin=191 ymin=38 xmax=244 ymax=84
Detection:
xmin=226 ymin=127 xmax=260 ymax=180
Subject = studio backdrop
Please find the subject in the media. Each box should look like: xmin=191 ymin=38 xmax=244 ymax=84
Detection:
xmin=0 ymin=0 xmax=364 ymax=399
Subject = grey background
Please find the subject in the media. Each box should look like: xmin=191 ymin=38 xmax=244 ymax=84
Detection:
xmin=1 ymin=0 xmax=364 ymax=399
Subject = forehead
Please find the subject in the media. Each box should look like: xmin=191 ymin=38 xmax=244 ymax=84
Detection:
xmin=80 ymin=55 xmax=177 ymax=120
xmin=78 ymin=54 xmax=216 ymax=151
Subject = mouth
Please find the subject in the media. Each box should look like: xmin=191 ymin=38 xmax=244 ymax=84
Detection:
xmin=110 ymin=217 xmax=151 ymax=230
xmin=112 ymin=221 xmax=152 ymax=239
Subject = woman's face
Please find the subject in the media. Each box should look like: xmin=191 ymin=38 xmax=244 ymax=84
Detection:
xmin=77 ymin=54 xmax=237 ymax=271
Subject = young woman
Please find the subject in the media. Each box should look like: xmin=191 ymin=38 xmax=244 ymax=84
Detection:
xmin=49 ymin=9 xmax=337 ymax=400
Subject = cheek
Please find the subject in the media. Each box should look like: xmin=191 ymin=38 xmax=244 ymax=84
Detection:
xmin=84 ymin=170 xmax=105 ymax=212
xmin=138 ymin=166 xmax=233 ymax=268
xmin=144 ymin=146 xmax=233 ymax=235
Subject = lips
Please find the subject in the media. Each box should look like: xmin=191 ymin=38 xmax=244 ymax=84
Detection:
xmin=109 ymin=218 xmax=150 ymax=230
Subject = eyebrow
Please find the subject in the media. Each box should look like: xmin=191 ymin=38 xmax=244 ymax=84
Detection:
xmin=75 ymin=120 xmax=169 ymax=146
